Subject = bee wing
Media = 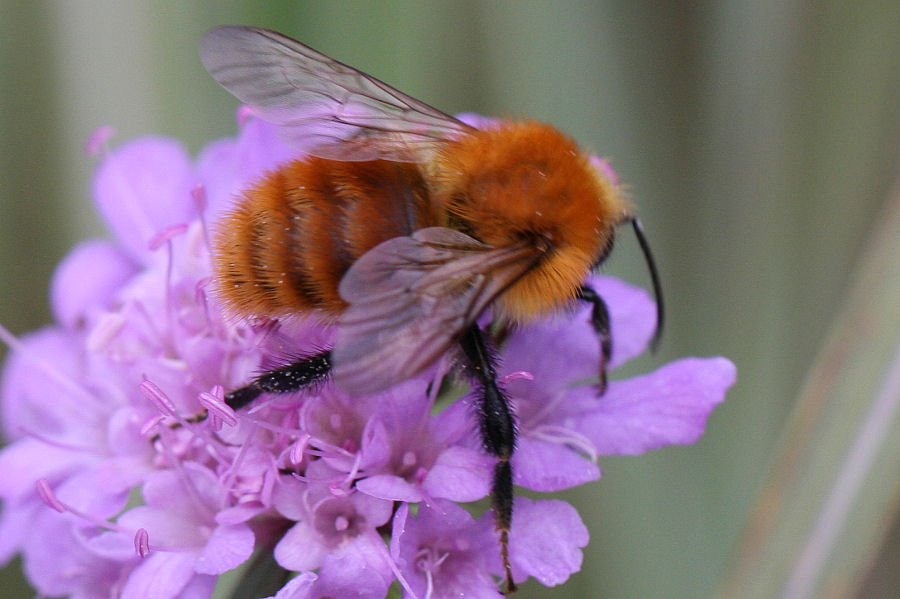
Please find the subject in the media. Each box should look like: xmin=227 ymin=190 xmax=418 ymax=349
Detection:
xmin=200 ymin=26 xmax=473 ymax=161
xmin=332 ymin=227 xmax=543 ymax=394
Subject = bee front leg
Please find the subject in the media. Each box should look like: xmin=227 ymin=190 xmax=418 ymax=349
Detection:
xmin=459 ymin=324 xmax=518 ymax=594
xmin=576 ymin=285 xmax=612 ymax=395
xmin=225 ymin=350 xmax=333 ymax=410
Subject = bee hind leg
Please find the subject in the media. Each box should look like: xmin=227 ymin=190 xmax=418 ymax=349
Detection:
xmin=458 ymin=324 xmax=518 ymax=594
xmin=225 ymin=350 xmax=333 ymax=410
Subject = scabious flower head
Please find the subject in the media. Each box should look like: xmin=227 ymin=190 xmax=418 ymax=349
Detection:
xmin=0 ymin=111 xmax=736 ymax=599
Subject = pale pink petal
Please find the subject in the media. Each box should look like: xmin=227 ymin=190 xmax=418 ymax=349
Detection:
xmin=513 ymin=439 xmax=600 ymax=492
xmin=0 ymin=439 xmax=94 ymax=500
xmin=423 ymin=446 xmax=492 ymax=501
xmin=576 ymin=357 xmax=735 ymax=455
xmin=274 ymin=521 xmax=328 ymax=572
xmin=173 ymin=573 xmax=217 ymax=599
xmin=93 ymin=137 xmax=195 ymax=263
xmin=509 ymin=498 xmax=588 ymax=586
xmin=50 ymin=239 xmax=136 ymax=329
xmin=356 ymin=474 xmax=423 ymax=503
xmin=266 ymin=572 xmax=317 ymax=599
xmin=195 ymin=524 xmax=255 ymax=574
xmin=312 ymin=533 xmax=393 ymax=599
xmin=120 ymin=551 xmax=198 ymax=599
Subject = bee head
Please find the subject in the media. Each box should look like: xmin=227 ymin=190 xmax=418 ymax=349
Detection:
xmin=433 ymin=120 xmax=631 ymax=319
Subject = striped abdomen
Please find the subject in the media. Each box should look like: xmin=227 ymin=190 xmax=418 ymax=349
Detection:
xmin=213 ymin=158 xmax=439 ymax=318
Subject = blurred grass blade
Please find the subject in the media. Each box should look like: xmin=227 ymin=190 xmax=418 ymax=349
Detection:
xmin=713 ymin=183 xmax=900 ymax=599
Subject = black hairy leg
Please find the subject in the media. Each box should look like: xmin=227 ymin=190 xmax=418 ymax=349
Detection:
xmin=147 ymin=353 xmax=330 ymax=443
xmin=225 ymin=350 xmax=333 ymax=410
xmin=458 ymin=324 xmax=518 ymax=594
xmin=577 ymin=218 xmax=665 ymax=395
xmin=577 ymin=284 xmax=612 ymax=395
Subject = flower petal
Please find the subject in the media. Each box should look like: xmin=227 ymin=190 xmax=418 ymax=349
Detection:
xmin=120 ymin=551 xmax=198 ymax=599
xmin=311 ymin=533 xmax=393 ymax=599
xmin=356 ymin=474 xmax=423 ymax=503
xmin=393 ymin=501 xmax=502 ymax=599
xmin=22 ymin=510 xmax=125 ymax=598
xmin=274 ymin=521 xmax=328 ymax=572
xmin=576 ymin=357 xmax=736 ymax=455
xmin=0 ymin=439 xmax=94 ymax=500
xmin=266 ymin=572 xmax=317 ymax=599
xmin=509 ymin=498 xmax=589 ymax=586
xmin=0 ymin=498 xmax=42 ymax=563
xmin=195 ymin=523 xmax=255 ymax=574
xmin=0 ymin=329 xmax=98 ymax=442
xmin=513 ymin=438 xmax=600 ymax=491
xmin=50 ymin=239 xmax=137 ymax=329
xmin=173 ymin=573 xmax=217 ymax=599
xmin=423 ymin=445 xmax=492 ymax=501
xmin=93 ymin=137 xmax=195 ymax=263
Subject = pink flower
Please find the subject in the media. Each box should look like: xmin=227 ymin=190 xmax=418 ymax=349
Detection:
xmin=0 ymin=112 xmax=735 ymax=598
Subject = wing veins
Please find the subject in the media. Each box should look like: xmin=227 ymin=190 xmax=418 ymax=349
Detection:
xmin=200 ymin=26 xmax=474 ymax=160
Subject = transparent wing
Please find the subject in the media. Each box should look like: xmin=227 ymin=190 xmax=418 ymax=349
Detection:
xmin=332 ymin=227 xmax=544 ymax=394
xmin=200 ymin=26 xmax=474 ymax=161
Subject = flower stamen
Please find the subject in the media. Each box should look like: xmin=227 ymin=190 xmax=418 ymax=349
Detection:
xmin=199 ymin=385 xmax=237 ymax=428
xmin=530 ymin=424 xmax=598 ymax=462
xmin=134 ymin=528 xmax=151 ymax=557
xmin=36 ymin=479 xmax=66 ymax=513
xmin=84 ymin=125 xmax=116 ymax=156
xmin=36 ymin=479 xmax=156 ymax=551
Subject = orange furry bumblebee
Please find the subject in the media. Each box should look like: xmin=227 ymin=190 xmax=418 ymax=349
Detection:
xmin=217 ymin=123 xmax=622 ymax=322
xmin=201 ymin=26 xmax=663 ymax=594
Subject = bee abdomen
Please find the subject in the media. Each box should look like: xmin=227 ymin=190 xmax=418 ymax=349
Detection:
xmin=213 ymin=168 xmax=312 ymax=317
xmin=213 ymin=158 xmax=437 ymax=319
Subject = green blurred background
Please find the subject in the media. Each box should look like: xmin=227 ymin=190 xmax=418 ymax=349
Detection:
xmin=1 ymin=2 xmax=898 ymax=598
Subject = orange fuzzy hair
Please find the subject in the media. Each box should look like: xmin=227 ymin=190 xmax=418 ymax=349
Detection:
xmin=431 ymin=120 xmax=629 ymax=320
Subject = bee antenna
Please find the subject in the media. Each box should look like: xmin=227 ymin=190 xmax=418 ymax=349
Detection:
xmin=628 ymin=217 xmax=664 ymax=351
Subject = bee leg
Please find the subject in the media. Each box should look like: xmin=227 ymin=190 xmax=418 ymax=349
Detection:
xmin=577 ymin=285 xmax=612 ymax=395
xmin=225 ymin=350 xmax=332 ymax=410
xmin=150 ymin=353 xmax=332 ymax=443
xmin=459 ymin=324 xmax=518 ymax=594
